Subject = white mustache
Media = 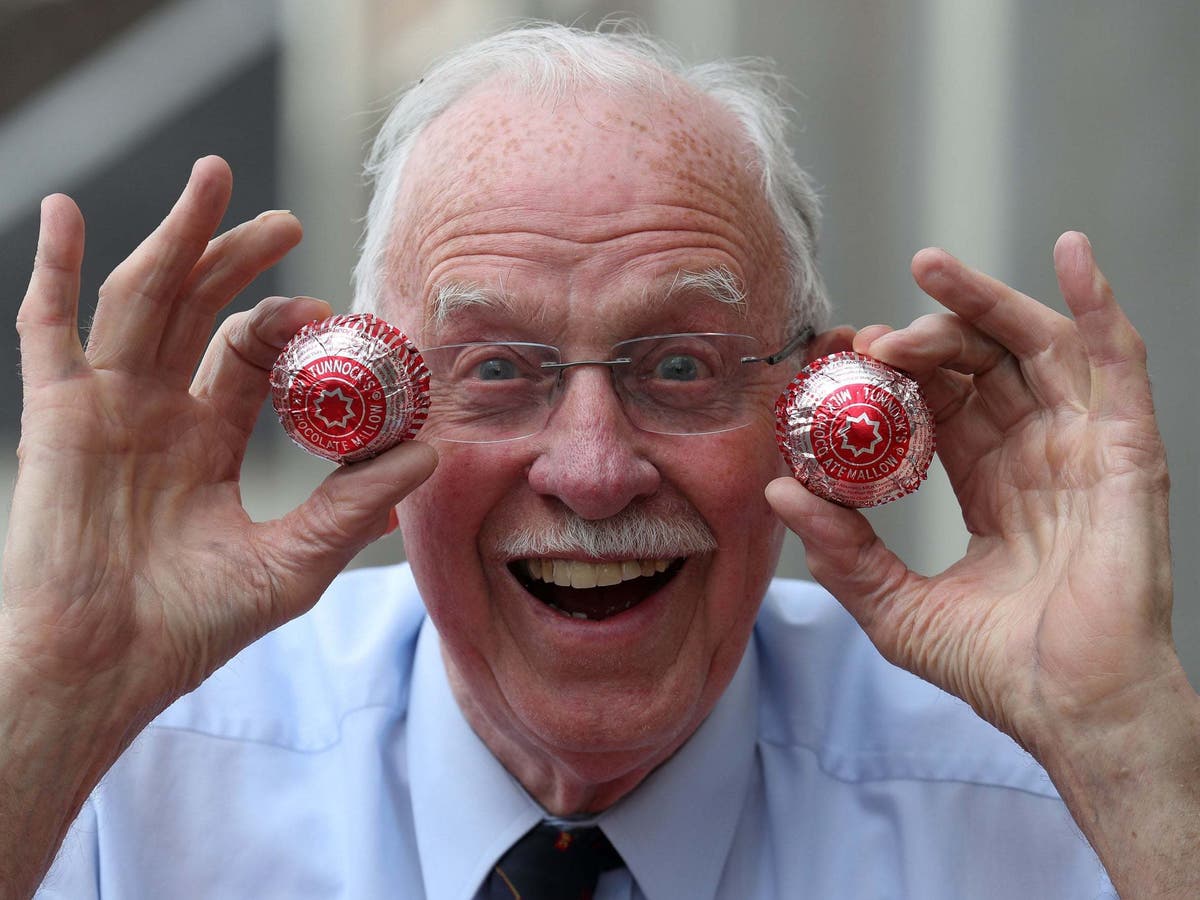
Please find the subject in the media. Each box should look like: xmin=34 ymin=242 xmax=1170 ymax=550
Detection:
xmin=498 ymin=502 xmax=717 ymax=560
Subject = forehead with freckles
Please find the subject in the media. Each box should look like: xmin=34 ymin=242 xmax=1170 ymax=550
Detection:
xmin=380 ymin=76 xmax=789 ymax=340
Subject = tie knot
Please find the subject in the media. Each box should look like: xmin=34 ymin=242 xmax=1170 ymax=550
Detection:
xmin=487 ymin=823 xmax=624 ymax=899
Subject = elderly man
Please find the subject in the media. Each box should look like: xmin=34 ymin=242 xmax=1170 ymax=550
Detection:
xmin=4 ymin=23 xmax=1197 ymax=900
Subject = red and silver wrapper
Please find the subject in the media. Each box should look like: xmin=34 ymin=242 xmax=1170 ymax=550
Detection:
xmin=775 ymin=351 xmax=935 ymax=508
xmin=270 ymin=313 xmax=431 ymax=463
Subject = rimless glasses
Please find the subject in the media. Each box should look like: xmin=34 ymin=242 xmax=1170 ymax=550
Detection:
xmin=419 ymin=328 xmax=814 ymax=443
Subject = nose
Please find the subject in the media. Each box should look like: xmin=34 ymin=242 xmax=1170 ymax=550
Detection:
xmin=526 ymin=367 xmax=661 ymax=519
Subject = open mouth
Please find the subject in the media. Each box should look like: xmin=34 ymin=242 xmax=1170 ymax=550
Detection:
xmin=509 ymin=557 xmax=686 ymax=621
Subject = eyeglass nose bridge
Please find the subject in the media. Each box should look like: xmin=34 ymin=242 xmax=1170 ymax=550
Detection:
xmin=538 ymin=357 xmax=633 ymax=393
xmin=539 ymin=357 xmax=633 ymax=372
xmin=536 ymin=357 xmax=636 ymax=424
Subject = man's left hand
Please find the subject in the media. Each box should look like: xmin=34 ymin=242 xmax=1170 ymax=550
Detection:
xmin=767 ymin=232 xmax=1200 ymax=898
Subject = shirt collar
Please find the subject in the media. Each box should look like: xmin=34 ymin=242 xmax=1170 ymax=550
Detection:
xmin=598 ymin=641 xmax=759 ymax=900
xmin=407 ymin=616 xmax=760 ymax=900
xmin=407 ymin=618 xmax=543 ymax=900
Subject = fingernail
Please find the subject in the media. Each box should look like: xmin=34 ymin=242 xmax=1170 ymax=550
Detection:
xmin=287 ymin=295 xmax=333 ymax=320
xmin=255 ymin=209 xmax=293 ymax=221
xmin=258 ymin=296 xmax=316 ymax=342
xmin=865 ymin=334 xmax=896 ymax=357
xmin=925 ymin=265 xmax=951 ymax=285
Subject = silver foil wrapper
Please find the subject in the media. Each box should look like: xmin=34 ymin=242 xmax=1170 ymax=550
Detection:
xmin=270 ymin=313 xmax=430 ymax=463
xmin=775 ymin=351 xmax=935 ymax=508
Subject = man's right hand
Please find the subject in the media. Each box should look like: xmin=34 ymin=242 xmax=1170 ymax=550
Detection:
xmin=0 ymin=157 xmax=436 ymax=894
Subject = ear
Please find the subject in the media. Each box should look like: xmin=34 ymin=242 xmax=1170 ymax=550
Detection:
xmin=806 ymin=325 xmax=856 ymax=362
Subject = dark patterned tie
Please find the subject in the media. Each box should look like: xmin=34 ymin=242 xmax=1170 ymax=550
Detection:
xmin=485 ymin=822 xmax=625 ymax=900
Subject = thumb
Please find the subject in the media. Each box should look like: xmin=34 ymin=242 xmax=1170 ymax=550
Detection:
xmin=258 ymin=441 xmax=438 ymax=622
xmin=765 ymin=476 xmax=920 ymax=663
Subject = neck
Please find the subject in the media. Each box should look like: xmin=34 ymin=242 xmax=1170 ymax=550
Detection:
xmin=441 ymin=646 xmax=700 ymax=815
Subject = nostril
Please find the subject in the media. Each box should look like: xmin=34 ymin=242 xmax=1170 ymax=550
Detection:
xmin=528 ymin=459 xmax=660 ymax=520
xmin=527 ymin=429 xmax=661 ymax=521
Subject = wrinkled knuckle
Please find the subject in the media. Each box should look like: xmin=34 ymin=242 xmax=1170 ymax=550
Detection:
xmin=911 ymin=312 xmax=944 ymax=331
xmin=844 ymin=536 xmax=900 ymax=608
xmin=29 ymin=258 xmax=50 ymax=281
xmin=14 ymin=312 xmax=39 ymax=337
xmin=1104 ymin=432 xmax=1168 ymax=482
xmin=1047 ymin=317 xmax=1077 ymax=347
xmin=307 ymin=483 xmax=366 ymax=548
xmin=954 ymin=324 xmax=974 ymax=362
xmin=887 ymin=598 xmax=924 ymax=671
xmin=857 ymin=536 xmax=900 ymax=595
xmin=217 ymin=309 xmax=274 ymax=369
xmin=1138 ymin=444 xmax=1172 ymax=493
xmin=1153 ymin=463 xmax=1171 ymax=495
xmin=217 ymin=309 xmax=252 ymax=343
xmin=16 ymin=304 xmax=76 ymax=336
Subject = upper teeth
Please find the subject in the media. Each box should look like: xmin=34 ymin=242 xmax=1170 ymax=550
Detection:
xmin=520 ymin=558 xmax=673 ymax=589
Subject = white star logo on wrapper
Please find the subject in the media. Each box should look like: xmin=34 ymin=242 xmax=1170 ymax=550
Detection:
xmin=269 ymin=313 xmax=431 ymax=464
xmin=837 ymin=411 xmax=883 ymax=458
xmin=313 ymin=387 xmax=356 ymax=430
xmin=774 ymin=351 xmax=935 ymax=508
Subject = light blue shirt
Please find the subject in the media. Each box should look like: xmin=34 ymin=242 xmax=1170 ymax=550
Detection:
xmin=38 ymin=564 xmax=1114 ymax=898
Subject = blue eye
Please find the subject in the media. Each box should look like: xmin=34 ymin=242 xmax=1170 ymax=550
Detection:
xmin=477 ymin=357 xmax=518 ymax=380
xmin=655 ymin=354 xmax=701 ymax=381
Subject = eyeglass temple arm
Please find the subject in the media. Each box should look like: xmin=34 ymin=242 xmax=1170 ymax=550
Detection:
xmin=741 ymin=326 xmax=815 ymax=366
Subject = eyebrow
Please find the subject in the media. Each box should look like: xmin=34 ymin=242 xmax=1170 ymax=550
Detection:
xmin=661 ymin=266 xmax=748 ymax=313
xmin=428 ymin=281 xmax=516 ymax=326
xmin=427 ymin=265 xmax=748 ymax=326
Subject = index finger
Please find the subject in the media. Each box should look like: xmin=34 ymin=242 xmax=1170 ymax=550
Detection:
xmin=909 ymin=247 xmax=1101 ymax=411
xmin=85 ymin=156 xmax=232 ymax=372
xmin=16 ymin=194 xmax=87 ymax=390
xmin=911 ymin=247 xmax=1075 ymax=360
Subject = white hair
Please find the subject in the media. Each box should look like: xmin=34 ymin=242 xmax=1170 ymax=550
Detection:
xmin=351 ymin=21 xmax=830 ymax=337
xmin=671 ymin=267 xmax=748 ymax=312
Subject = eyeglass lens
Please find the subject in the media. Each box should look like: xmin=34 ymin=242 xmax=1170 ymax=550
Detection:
xmin=420 ymin=333 xmax=768 ymax=443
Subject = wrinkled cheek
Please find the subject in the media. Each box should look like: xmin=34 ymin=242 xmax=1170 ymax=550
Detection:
xmin=397 ymin=450 xmax=489 ymax=617
xmin=703 ymin=427 xmax=782 ymax=517
xmin=400 ymin=441 xmax=516 ymax=535
xmin=404 ymin=454 xmax=471 ymax=524
xmin=397 ymin=442 xmax=528 ymax=631
xmin=699 ymin=426 xmax=787 ymax=607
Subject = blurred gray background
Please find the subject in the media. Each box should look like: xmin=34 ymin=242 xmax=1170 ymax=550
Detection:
xmin=1 ymin=0 xmax=1196 ymax=682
